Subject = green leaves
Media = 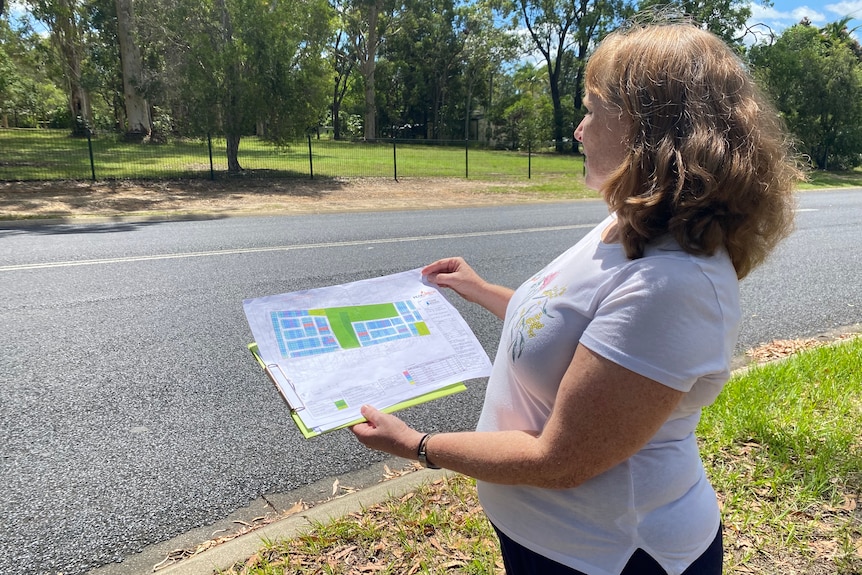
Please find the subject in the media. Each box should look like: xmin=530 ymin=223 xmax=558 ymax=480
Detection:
xmin=749 ymin=20 xmax=862 ymax=170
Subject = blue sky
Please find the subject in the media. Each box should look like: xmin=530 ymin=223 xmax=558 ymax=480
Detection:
xmin=746 ymin=0 xmax=862 ymax=42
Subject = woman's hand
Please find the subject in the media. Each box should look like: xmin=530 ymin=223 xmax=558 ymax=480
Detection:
xmin=422 ymin=257 xmax=513 ymax=319
xmin=350 ymin=405 xmax=425 ymax=461
xmin=422 ymin=257 xmax=483 ymax=299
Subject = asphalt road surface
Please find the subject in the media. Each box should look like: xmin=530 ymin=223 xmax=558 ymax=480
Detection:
xmin=1 ymin=189 xmax=860 ymax=575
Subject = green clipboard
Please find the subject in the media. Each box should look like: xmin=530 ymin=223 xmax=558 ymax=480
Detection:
xmin=248 ymin=343 xmax=467 ymax=438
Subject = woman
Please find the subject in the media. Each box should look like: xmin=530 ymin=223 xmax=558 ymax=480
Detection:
xmin=351 ymin=21 xmax=800 ymax=575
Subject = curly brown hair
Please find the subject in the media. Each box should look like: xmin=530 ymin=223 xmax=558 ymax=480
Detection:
xmin=585 ymin=23 xmax=803 ymax=279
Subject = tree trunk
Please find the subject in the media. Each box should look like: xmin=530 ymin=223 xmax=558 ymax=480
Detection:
xmin=226 ymin=134 xmax=242 ymax=173
xmin=549 ymin=71 xmax=564 ymax=152
xmin=358 ymin=0 xmax=382 ymax=140
xmin=115 ymin=0 xmax=151 ymax=140
xmin=216 ymin=0 xmax=243 ymax=173
xmin=50 ymin=0 xmax=92 ymax=136
xmin=332 ymin=100 xmax=342 ymax=140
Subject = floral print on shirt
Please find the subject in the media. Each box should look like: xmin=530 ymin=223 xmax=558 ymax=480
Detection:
xmin=507 ymin=271 xmax=567 ymax=362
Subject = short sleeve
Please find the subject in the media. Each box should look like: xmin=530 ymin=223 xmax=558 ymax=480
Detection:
xmin=579 ymin=256 xmax=739 ymax=392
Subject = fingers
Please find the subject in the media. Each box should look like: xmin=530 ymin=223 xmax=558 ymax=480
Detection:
xmin=421 ymin=257 xmax=465 ymax=279
xmin=422 ymin=257 xmax=474 ymax=290
xmin=360 ymin=404 xmax=381 ymax=426
xmin=350 ymin=405 xmax=423 ymax=460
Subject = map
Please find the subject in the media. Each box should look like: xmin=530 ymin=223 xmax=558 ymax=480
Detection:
xmin=271 ymin=300 xmax=429 ymax=359
xmin=243 ymin=269 xmax=493 ymax=437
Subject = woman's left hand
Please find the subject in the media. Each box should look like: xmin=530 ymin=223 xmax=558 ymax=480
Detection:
xmin=350 ymin=405 xmax=425 ymax=461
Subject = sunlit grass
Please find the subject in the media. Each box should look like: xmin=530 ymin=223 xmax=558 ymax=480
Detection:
xmin=0 ymin=129 xmax=586 ymax=184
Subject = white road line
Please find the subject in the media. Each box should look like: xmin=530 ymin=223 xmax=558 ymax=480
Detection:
xmin=0 ymin=224 xmax=594 ymax=272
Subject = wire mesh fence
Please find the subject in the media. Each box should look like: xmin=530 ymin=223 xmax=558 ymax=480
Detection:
xmin=0 ymin=128 xmax=582 ymax=182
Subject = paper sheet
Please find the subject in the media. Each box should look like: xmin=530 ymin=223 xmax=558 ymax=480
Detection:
xmin=243 ymin=268 xmax=492 ymax=435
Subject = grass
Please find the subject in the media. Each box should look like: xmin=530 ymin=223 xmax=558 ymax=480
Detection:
xmin=0 ymin=129 xmax=587 ymax=189
xmin=4 ymin=128 xmax=862 ymax=197
xmin=799 ymin=168 xmax=862 ymax=190
xmin=213 ymin=336 xmax=862 ymax=575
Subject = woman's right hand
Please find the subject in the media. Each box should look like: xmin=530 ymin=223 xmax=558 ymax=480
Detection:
xmin=421 ymin=257 xmax=483 ymax=300
xmin=422 ymin=257 xmax=513 ymax=319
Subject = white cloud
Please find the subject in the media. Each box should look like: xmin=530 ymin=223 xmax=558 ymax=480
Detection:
xmin=749 ymin=3 xmax=827 ymax=25
xmin=825 ymin=1 xmax=862 ymax=20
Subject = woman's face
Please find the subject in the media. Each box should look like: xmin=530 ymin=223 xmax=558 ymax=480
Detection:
xmin=574 ymin=92 xmax=629 ymax=191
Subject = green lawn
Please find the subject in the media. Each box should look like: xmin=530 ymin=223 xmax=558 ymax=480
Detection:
xmin=0 ymin=128 xmax=585 ymax=185
xmin=3 ymin=128 xmax=860 ymax=200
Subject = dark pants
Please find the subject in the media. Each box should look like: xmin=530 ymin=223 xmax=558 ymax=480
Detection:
xmin=493 ymin=524 xmax=723 ymax=575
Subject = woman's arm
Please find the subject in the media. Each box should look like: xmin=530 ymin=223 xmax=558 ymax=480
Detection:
xmin=422 ymin=257 xmax=513 ymax=320
xmin=351 ymin=344 xmax=683 ymax=489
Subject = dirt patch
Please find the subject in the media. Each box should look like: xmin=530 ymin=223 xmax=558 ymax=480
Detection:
xmin=0 ymin=177 xmax=555 ymax=221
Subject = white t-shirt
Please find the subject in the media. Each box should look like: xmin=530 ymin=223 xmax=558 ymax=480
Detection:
xmin=476 ymin=214 xmax=740 ymax=575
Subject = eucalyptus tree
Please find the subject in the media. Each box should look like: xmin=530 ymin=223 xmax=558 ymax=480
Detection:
xmin=378 ymin=0 xmax=466 ymax=139
xmin=0 ymin=20 xmax=20 ymax=126
xmin=459 ymin=0 xmax=520 ymax=140
xmin=373 ymin=0 xmax=518 ymax=141
xmin=113 ymin=0 xmax=149 ymax=138
xmin=329 ymin=0 xmax=357 ymax=140
xmin=499 ymin=0 xmax=628 ymax=152
xmin=340 ymin=0 xmax=403 ymax=140
xmin=26 ymin=0 xmax=93 ymax=135
xmin=161 ymin=0 xmax=331 ymax=172
xmin=749 ymin=20 xmax=862 ymax=169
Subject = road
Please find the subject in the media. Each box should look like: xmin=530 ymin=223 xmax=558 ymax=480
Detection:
xmin=1 ymin=189 xmax=860 ymax=575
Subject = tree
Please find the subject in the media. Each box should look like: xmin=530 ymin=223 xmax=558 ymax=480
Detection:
xmin=749 ymin=20 xmax=862 ymax=169
xmin=458 ymin=0 xmax=520 ymax=140
xmin=505 ymin=62 xmax=553 ymax=149
xmin=164 ymin=0 xmax=331 ymax=172
xmin=344 ymin=0 xmax=402 ymax=140
xmin=379 ymin=0 xmax=466 ymax=139
xmin=114 ymin=0 xmax=150 ymax=139
xmin=505 ymin=0 xmax=627 ymax=152
xmin=636 ymin=0 xmax=754 ymax=44
xmin=27 ymin=0 xmax=94 ymax=135
xmin=328 ymin=2 xmax=357 ymax=140
xmin=0 ymin=19 xmax=67 ymax=127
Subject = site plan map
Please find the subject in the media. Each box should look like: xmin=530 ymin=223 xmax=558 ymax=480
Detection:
xmin=243 ymin=268 xmax=493 ymax=437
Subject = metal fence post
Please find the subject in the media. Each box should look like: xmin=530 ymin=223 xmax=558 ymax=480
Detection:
xmin=307 ymin=133 xmax=314 ymax=180
xmin=465 ymin=139 xmax=469 ymax=179
xmin=528 ymin=142 xmax=532 ymax=179
xmin=393 ymin=137 xmax=398 ymax=181
xmin=207 ymin=133 xmax=215 ymax=180
xmin=86 ymin=129 xmax=96 ymax=181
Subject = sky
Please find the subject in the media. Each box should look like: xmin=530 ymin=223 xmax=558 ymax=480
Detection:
xmin=745 ymin=0 xmax=862 ymax=43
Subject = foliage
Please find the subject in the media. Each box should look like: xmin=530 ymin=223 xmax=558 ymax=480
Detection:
xmin=504 ymin=63 xmax=553 ymax=149
xmin=0 ymin=18 xmax=66 ymax=128
xmin=159 ymin=0 xmax=332 ymax=171
xmin=496 ymin=0 xmax=630 ymax=152
xmin=6 ymin=0 xmax=862 ymax=167
xmin=636 ymin=0 xmax=754 ymax=44
xmin=749 ymin=20 xmax=862 ymax=170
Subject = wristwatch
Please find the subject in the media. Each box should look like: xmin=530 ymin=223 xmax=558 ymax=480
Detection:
xmin=417 ymin=433 xmax=440 ymax=469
